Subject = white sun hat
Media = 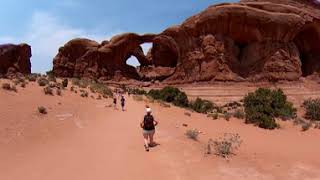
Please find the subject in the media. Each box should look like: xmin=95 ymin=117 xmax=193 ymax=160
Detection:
xmin=146 ymin=108 xmax=152 ymax=113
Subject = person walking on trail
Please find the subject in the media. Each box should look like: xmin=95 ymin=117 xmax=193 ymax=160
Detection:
xmin=113 ymin=95 xmax=117 ymax=109
xmin=120 ymin=95 xmax=126 ymax=111
xmin=140 ymin=107 xmax=158 ymax=151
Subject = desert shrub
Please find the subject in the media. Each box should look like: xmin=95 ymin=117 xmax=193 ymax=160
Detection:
xmin=46 ymin=70 xmax=54 ymax=76
xmin=44 ymin=86 xmax=53 ymax=95
xmin=185 ymin=129 xmax=199 ymax=140
xmin=70 ymin=86 xmax=75 ymax=92
xmin=130 ymin=88 xmax=147 ymax=95
xmin=13 ymin=78 xmax=25 ymax=85
xmin=301 ymin=122 xmax=312 ymax=131
xmin=20 ymin=82 xmax=26 ymax=88
xmin=62 ymin=79 xmax=68 ymax=88
xmin=244 ymin=88 xmax=296 ymax=129
xmin=90 ymin=83 xmax=113 ymax=97
xmin=303 ymin=98 xmax=320 ymax=121
xmin=2 ymin=83 xmax=17 ymax=92
xmin=233 ymin=109 xmax=245 ymax=119
xmin=207 ymin=133 xmax=242 ymax=158
xmin=148 ymin=89 xmax=161 ymax=99
xmin=56 ymin=89 xmax=62 ymax=96
xmin=11 ymin=85 xmax=17 ymax=92
xmin=224 ymin=112 xmax=232 ymax=121
xmin=207 ymin=113 xmax=219 ymax=120
xmin=314 ymin=122 xmax=320 ymax=129
xmin=173 ymin=91 xmax=189 ymax=107
xmin=27 ymin=74 xmax=37 ymax=82
xmin=159 ymin=86 xmax=181 ymax=103
xmin=38 ymin=106 xmax=47 ymax=114
xmin=71 ymin=78 xmax=81 ymax=86
xmin=147 ymin=87 xmax=189 ymax=107
xmin=97 ymin=95 xmax=102 ymax=100
xmin=189 ymin=98 xmax=214 ymax=114
xmin=2 ymin=83 xmax=11 ymax=90
xmin=37 ymin=78 xmax=49 ymax=86
xmin=133 ymin=95 xmax=143 ymax=101
xmin=80 ymin=90 xmax=89 ymax=98
xmin=49 ymin=83 xmax=56 ymax=88
xmin=293 ymin=117 xmax=306 ymax=126
xmin=48 ymin=76 xmax=56 ymax=82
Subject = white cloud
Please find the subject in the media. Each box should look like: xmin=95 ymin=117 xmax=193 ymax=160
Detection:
xmin=0 ymin=11 xmax=120 ymax=73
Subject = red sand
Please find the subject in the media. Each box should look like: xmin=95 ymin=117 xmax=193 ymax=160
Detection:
xmin=1 ymin=79 xmax=320 ymax=180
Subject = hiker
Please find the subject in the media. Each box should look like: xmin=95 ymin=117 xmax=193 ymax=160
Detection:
xmin=121 ymin=95 xmax=126 ymax=111
xmin=113 ymin=95 xmax=117 ymax=109
xmin=140 ymin=107 xmax=158 ymax=151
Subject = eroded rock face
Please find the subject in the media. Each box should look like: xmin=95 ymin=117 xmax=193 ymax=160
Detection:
xmin=0 ymin=44 xmax=32 ymax=77
xmin=53 ymin=0 xmax=320 ymax=83
xmin=53 ymin=34 xmax=156 ymax=80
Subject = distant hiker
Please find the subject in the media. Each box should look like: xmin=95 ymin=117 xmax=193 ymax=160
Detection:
xmin=121 ymin=95 xmax=126 ymax=111
xmin=140 ymin=107 xmax=158 ymax=151
xmin=113 ymin=96 xmax=117 ymax=109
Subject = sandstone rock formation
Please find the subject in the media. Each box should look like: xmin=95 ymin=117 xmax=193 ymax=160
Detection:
xmin=0 ymin=44 xmax=32 ymax=77
xmin=53 ymin=34 xmax=155 ymax=80
xmin=53 ymin=0 xmax=320 ymax=83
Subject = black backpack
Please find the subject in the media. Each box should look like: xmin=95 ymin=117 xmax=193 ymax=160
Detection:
xmin=143 ymin=114 xmax=154 ymax=130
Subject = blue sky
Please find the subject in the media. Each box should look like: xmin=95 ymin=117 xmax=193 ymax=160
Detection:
xmin=0 ymin=0 xmax=236 ymax=73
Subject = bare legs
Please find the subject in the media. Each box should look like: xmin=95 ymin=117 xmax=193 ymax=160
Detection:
xmin=143 ymin=131 xmax=156 ymax=151
xmin=143 ymin=133 xmax=149 ymax=151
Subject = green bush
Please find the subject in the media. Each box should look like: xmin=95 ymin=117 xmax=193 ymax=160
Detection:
xmin=303 ymin=98 xmax=320 ymax=121
xmin=147 ymin=87 xmax=189 ymax=107
xmin=244 ymin=88 xmax=296 ymax=129
xmin=189 ymin=98 xmax=214 ymax=113
xmin=130 ymin=88 xmax=147 ymax=95
xmin=37 ymin=78 xmax=49 ymax=86
xmin=148 ymin=89 xmax=161 ymax=99
xmin=233 ymin=109 xmax=245 ymax=119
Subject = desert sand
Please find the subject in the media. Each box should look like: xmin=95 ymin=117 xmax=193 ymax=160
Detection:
xmin=1 ymin=79 xmax=320 ymax=180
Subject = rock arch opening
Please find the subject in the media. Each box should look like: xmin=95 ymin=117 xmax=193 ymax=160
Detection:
xmin=126 ymin=56 xmax=141 ymax=67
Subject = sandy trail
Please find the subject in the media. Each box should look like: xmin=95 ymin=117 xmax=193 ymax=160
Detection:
xmin=1 ymin=81 xmax=320 ymax=180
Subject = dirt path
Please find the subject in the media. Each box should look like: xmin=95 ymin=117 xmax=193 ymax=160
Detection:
xmin=1 ymin=82 xmax=320 ymax=180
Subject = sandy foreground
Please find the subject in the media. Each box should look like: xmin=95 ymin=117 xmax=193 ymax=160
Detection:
xmin=1 ymin=79 xmax=320 ymax=180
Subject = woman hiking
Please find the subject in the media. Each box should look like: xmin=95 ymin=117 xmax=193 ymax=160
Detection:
xmin=140 ymin=107 xmax=158 ymax=151
xmin=113 ymin=95 xmax=117 ymax=109
xmin=120 ymin=95 xmax=126 ymax=111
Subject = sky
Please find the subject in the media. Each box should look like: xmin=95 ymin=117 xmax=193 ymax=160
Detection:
xmin=0 ymin=0 xmax=236 ymax=73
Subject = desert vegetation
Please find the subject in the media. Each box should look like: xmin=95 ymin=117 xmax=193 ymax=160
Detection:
xmin=185 ymin=129 xmax=199 ymax=140
xmin=2 ymin=83 xmax=17 ymax=92
xmin=243 ymin=88 xmax=296 ymax=129
xmin=303 ymin=98 xmax=320 ymax=121
xmin=38 ymin=106 xmax=47 ymax=114
xmin=207 ymin=133 xmax=242 ymax=159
